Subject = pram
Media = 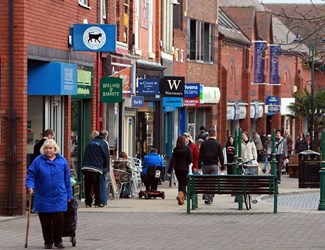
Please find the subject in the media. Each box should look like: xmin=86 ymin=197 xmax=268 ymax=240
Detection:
xmin=62 ymin=198 xmax=78 ymax=247
xmin=139 ymin=166 xmax=165 ymax=199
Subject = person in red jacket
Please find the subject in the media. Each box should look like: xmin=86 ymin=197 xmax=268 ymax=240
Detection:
xmin=183 ymin=132 xmax=199 ymax=174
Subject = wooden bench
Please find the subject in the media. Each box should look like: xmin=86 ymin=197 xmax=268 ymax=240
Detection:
xmin=187 ymin=174 xmax=278 ymax=213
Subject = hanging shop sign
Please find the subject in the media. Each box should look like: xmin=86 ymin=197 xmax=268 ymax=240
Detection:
xmin=132 ymin=96 xmax=144 ymax=107
xmin=160 ymin=76 xmax=185 ymax=97
xmin=100 ymin=77 xmax=122 ymax=103
xmin=72 ymin=24 xmax=116 ymax=52
xmin=265 ymin=96 xmax=280 ymax=115
xmin=269 ymin=44 xmax=280 ymax=85
xmin=252 ymin=41 xmax=267 ymax=84
xmin=200 ymin=86 xmax=220 ymax=104
xmin=138 ymin=79 xmax=160 ymax=96
xmin=28 ymin=61 xmax=77 ymax=95
xmin=111 ymin=66 xmax=132 ymax=94
xmin=183 ymin=83 xmax=200 ymax=107
xmin=227 ymin=104 xmax=235 ymax=120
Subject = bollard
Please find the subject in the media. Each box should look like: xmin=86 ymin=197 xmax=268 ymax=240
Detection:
xmin=234 ymin=128 xmax=243 ymax=210
xmin=270 ymin=129 xmax=278 ymax=213
xmin=318 ymin=130 xmax=325 ymax=210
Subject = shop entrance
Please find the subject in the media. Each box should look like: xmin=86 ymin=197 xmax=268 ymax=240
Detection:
xmin=27 ymin=96 xmax=64 ymax=165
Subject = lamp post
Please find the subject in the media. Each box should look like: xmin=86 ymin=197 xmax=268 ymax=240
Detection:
xmin=287 ymin=26 xmax=324 ymax=151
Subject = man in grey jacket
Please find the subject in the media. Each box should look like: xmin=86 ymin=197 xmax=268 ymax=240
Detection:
xmin=275 ymin=129 xmax=287 ymax=184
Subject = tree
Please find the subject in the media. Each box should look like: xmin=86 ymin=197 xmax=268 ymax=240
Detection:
xmin=287 ymin=87 xmax=325 ymax=151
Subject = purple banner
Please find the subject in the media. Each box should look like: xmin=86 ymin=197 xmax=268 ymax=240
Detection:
xmin=269 ymin=45 xmax=279 ymax=84
xmin=253 ymin=41 xmax=266 ymax=84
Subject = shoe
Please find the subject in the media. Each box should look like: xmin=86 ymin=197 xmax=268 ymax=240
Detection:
xmin=44 ymin=243 xmax=52 ymax=249
xmin=204 ymin=200 xmax=213 ymax=205
xmin=94 ymin=204 xmax=104 ymax=208
xmin=262 ymin=169 xmax=266 ymax=174
xmin=54 ymin=242 xmax=65 ymax=249
xmin=176 ymin=191 xmax=184 ymax=205
xmin=85 ymin=204 xmax=92 ymax=208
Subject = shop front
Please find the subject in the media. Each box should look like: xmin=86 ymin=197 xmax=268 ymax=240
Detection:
xmin=135 ymin=61 xmax=165 ymax=160
xmin=27 ymin=60 xmax=78 ymax=165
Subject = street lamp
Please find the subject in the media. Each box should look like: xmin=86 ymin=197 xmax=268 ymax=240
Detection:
xmin=286 ymin=26 xmax=324 ymax=151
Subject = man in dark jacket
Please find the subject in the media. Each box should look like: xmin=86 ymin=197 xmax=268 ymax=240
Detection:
xmin=81 ymin=130 xmax=110 ymax=207
xmin=198 ymin=127 xmax=224 ymax=205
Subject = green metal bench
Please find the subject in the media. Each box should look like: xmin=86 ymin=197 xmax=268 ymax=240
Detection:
xmin=187 ymin=174 xmax=278 ymax=213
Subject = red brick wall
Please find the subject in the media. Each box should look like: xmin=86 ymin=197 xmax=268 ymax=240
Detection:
xmin=0 ymin=0 xmax=99 ymax=215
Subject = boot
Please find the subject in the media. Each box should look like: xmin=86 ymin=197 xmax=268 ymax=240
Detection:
xmin=176 ymin=191 xmax=184 ymax=205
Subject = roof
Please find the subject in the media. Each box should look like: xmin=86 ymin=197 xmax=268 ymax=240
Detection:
xmin=218 ymin=8 xmax=251 ymax=44
xmin=221 ymin=6 xmax=257 ymax=40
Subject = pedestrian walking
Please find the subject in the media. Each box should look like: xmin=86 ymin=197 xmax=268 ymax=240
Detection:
xmin=241 ymin=132 xmax=258 ymax=163
xmin=167 ymin=136 xmax=192 ymax=205
xmin=223 ymin=136 xmax=235 ymax=174
xmin=198 ymin=127 xmax=224 ymax=205
xmin=252 ymin=131 xmax=264 ymax=162
xmin=26 ymin=139 xmax=73 ymax=249
xmin=81 ymin=130 xmax=110 ymax=208
xmin=275 ymin=129 xmax=287 ymax=183
xmin=183 ymin=132 xmax=199 ymax=174
xmin=100 ymin=130 xmax=110 ymax=205
xmin=197 ymin=126 xmax=209 ymax=141
xmin=262 ymin=134 xmax=272 ymax=173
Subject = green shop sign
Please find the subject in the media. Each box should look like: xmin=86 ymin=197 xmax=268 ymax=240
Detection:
xmin=100 ymin=77 xmax=122 ymax=103
xmin=75 ymin=69 xmax=93 ymax=99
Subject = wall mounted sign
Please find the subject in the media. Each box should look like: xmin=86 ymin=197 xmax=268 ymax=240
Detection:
xmin=72 ymin=24 xmax=116 ymax=52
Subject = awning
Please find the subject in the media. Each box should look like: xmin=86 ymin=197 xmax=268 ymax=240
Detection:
xmin=28 ymin=61 xmax=77 ymax=95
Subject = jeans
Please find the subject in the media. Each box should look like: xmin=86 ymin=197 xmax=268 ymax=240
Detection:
xmin=101 ymin=172 xmax=108 ymax=205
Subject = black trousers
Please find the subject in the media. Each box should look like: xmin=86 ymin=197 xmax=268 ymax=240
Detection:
xmin=175 ymin=170 xmax=187 ymax=194
xmin=38 ymin=212 xmax=64 ymax=245
xmin=141 ymin=174 xmax=159 ymax=191
xmin=83 ymin=171 xmax=102 ymax=206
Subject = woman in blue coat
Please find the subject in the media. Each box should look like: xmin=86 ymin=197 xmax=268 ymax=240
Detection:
xmin=26 ymin=139 xmax=73 ymax=249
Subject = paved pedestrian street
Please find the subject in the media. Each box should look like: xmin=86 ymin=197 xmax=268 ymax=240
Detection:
xmin=1 ymin=209 xmax=325 ymax=250
xmin=1 ymin=175 xmax=325 ymax=250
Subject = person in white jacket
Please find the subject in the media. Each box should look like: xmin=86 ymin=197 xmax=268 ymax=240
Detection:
xmin=241 ymin=132 xmax=258 ymax=164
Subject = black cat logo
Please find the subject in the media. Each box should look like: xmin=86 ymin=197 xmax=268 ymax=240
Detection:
xmin=88 ymin=32 xmax=102 ymax=43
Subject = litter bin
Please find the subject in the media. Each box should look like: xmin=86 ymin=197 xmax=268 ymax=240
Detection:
xmin=299 ymin=150 xmax=321 ymax=188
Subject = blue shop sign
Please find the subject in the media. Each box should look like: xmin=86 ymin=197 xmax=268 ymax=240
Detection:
xmin=184 ymin=83 xmax=200 ymax=98
xmin=266 ymin=96 xmax=279 ymax=105
xmin=28 ymin=61 xmax=77 ymax=95
xmin=162 ymin=97 xmax=183 ymax=108
xmin=132 ymin=96 xmax=144 ymax=107
xmin=72 ymin=24 xmax=116 ymax=52
xmin=138 ymin=79 xmax=159 ymax=96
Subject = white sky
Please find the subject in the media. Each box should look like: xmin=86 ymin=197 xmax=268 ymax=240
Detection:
xmin=260 ymin=0 xmax=324 ymax=3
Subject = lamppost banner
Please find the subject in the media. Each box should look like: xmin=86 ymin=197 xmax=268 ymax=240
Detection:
xmin=253 ymin=41 xmax=267 ymax=84
xmin=269 ymin=44 xmax=279 ymax=84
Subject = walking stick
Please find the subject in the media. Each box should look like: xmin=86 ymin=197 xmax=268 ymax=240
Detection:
xmin=25 ymin=193 xmax=33 ymax=248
